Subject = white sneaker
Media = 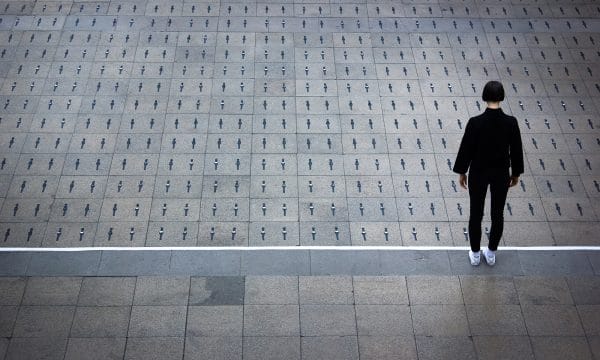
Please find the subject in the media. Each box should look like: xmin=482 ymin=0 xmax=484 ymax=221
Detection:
xmin=483 ymin=248 xmax=496 ymax=266
xmin=469 ymin=250 xmax=481 ymax=266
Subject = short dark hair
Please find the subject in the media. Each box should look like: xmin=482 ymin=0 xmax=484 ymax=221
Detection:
xmin=482 ymin=81 xmax=505 ymax=102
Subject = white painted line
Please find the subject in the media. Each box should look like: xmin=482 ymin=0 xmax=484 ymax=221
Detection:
xmin=0 ymin=246 xmax=599 ymax=252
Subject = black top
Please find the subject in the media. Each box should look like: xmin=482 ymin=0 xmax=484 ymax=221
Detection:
xmin=453 ymin=108 xmax=524 ymax=176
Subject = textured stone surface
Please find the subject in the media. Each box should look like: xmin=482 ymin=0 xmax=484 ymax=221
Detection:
xmin=0 ymin=274 xmax=596 ymax=359
xmin=0 ymin=0 xmax=597 ymax=250
xmin=0 ymin=0 xmax=599 ymax=358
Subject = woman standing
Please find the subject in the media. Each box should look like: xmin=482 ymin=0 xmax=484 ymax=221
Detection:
xmin=453 ymin=81 xmax=524 ymax=266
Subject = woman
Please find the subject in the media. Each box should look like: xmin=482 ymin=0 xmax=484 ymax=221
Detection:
xmin=453 ymin=81 xmax=524 ymax=266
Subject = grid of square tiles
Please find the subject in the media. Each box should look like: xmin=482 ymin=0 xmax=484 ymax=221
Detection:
xmin=0 ymin=0 xmax=599 ymax=247
xmin=0 ymin=275 xmax=599 ymax=359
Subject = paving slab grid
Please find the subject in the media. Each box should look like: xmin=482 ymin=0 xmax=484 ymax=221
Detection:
xmin=0 ymin=0 xmax=600 ymax=359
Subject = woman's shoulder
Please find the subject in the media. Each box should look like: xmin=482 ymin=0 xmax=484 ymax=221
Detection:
xmin=497 ymin=109 xmax=517 ymax=123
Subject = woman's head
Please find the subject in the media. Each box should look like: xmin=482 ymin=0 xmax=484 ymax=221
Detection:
xmin=482 ymin=81 xmax=505 ymax=102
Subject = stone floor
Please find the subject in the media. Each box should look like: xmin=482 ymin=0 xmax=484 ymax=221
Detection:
xmin=0 ymin=249 xmax=598 ymax=359
xmin=0 ymin=248 xmax=599 ymax=277
xmin=1 ymin=0 xmax=600 ymax=358
xmin=0 ymin=0 xmax=598 ymax=247
xmin=0 ymin=275 xmax=599 ymax=360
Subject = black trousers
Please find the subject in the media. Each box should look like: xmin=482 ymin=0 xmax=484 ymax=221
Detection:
xmin=468 ymin=169 xmax=510 ymax=252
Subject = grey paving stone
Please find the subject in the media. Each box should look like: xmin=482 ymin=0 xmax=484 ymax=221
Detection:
xmin=78 ymin=277 xmax=136 ymax=306
xmin=473 ymin=336 xmax=535 ymax=360
xmin=128 ymin=306 xmax=187 ymax=337
xmin=0 ymin=306 xmax=17 ymax=337
xmin=411 ymin=305 xmax=470 ymax=336
xmin=407 ymin=275 xmax=463 ymax=304
xmin=241 ymin=250 xmax=310 ymax=275
xmin=0 ymin=277 xmax=26 ymax=305
xmin=353 ymin=276 xmax=408 ymax=305
xmin=189 ymin=276 xmax=244 ymax=305
xmin=22 ymin=277 xmax=82 ymax=305
xmin=243 ymin=304 xmax=300 ymax=336
xmin=70 ymin=306 xmax=131 ymax=337
xmin=242 ymin=337 xmax=300 ymax=360
xmin=566 ymin=276 xmax=600 ymax=304
xmin=98 ymin=251 xmax=170 ymax=276
xmin=589 ymin=253 xmax=600 ymax=275
xmin=515 ymin=276 xmax=574 ymax=304
xmin=170 ymin=251 xmax=241 ymax=276
xmin=466 ymin=305 xmax=527 ymax=335
xmin=301 ymin=336 xmax=359 ymax=360
xmin=355 ymin=305 xmax=413 ymax=336
xmin=184 ymin=337 xmax=242 ymax=360
xmin=551 ymin=222 xmax=600 ymax=246
xmin=0 ymin=253 xmax=30 ymax=276
xmin=358 ymin=336 xmax=418 ymax=360
xmin=299 ymin=276 xmax=353 ymax=304
xmin=300 ymin=305 xmax=356 ymax=336
xmin=27 ymin=251 xmax=100 ymax=276
xmin=186 ymin=305 xmax=243 ymax=337
xmin=13 ymin=305 xmax=75 ymax=337
xmin=133 ymin=276 xmax=190 ymax=305
xmin=519 ymin=251 xmax=594 ymax=276
xmin=0 ymin=337 xmax=7 ymax=360
xmin=415 ymin=336 xmax=478 ymax=360
xmin=530 ymin=336 xmax=593 ymax=360
xmin=64 ymin=338 xmax=126 ymax=360
xmin=459 ymin=276 xmax=519 ymax=305
xmin=5 ymin=337 xmax=68 ymax=360
xmin=577 ymin=305 xmax=600 ymax=335
xmin=521 ymin=305 xmax=585 ymax=336
xmin=310 ymin=250 xmax=382 ymax=275
xmin=379 ymin=250 xmax=451 ymax=275
xmin=124 ymin=337 xmax=184 ymax=360
xmin=244 ymin=276 xmax=298 ymax=304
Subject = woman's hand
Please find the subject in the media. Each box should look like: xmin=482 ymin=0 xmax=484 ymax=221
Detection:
xmin=459 ymin=174 xmax=467 ymax=189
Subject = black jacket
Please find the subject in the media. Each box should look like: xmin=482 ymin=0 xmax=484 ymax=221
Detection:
xmin=453 ymin=108 xmax=524 ymax=176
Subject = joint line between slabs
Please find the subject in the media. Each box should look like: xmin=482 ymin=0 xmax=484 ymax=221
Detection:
xmin=1 ymin=246 xmax=600 ymax=252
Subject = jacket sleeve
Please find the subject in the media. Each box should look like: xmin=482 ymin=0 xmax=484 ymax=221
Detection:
xmin=510 ymin=118 xmax=524 ymax=176
xmin=453 ymin=119 xmax=474 ymax=174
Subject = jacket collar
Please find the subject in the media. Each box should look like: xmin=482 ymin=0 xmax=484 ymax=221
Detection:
xmin=484 ymin=107 xmax=503 ymax=114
